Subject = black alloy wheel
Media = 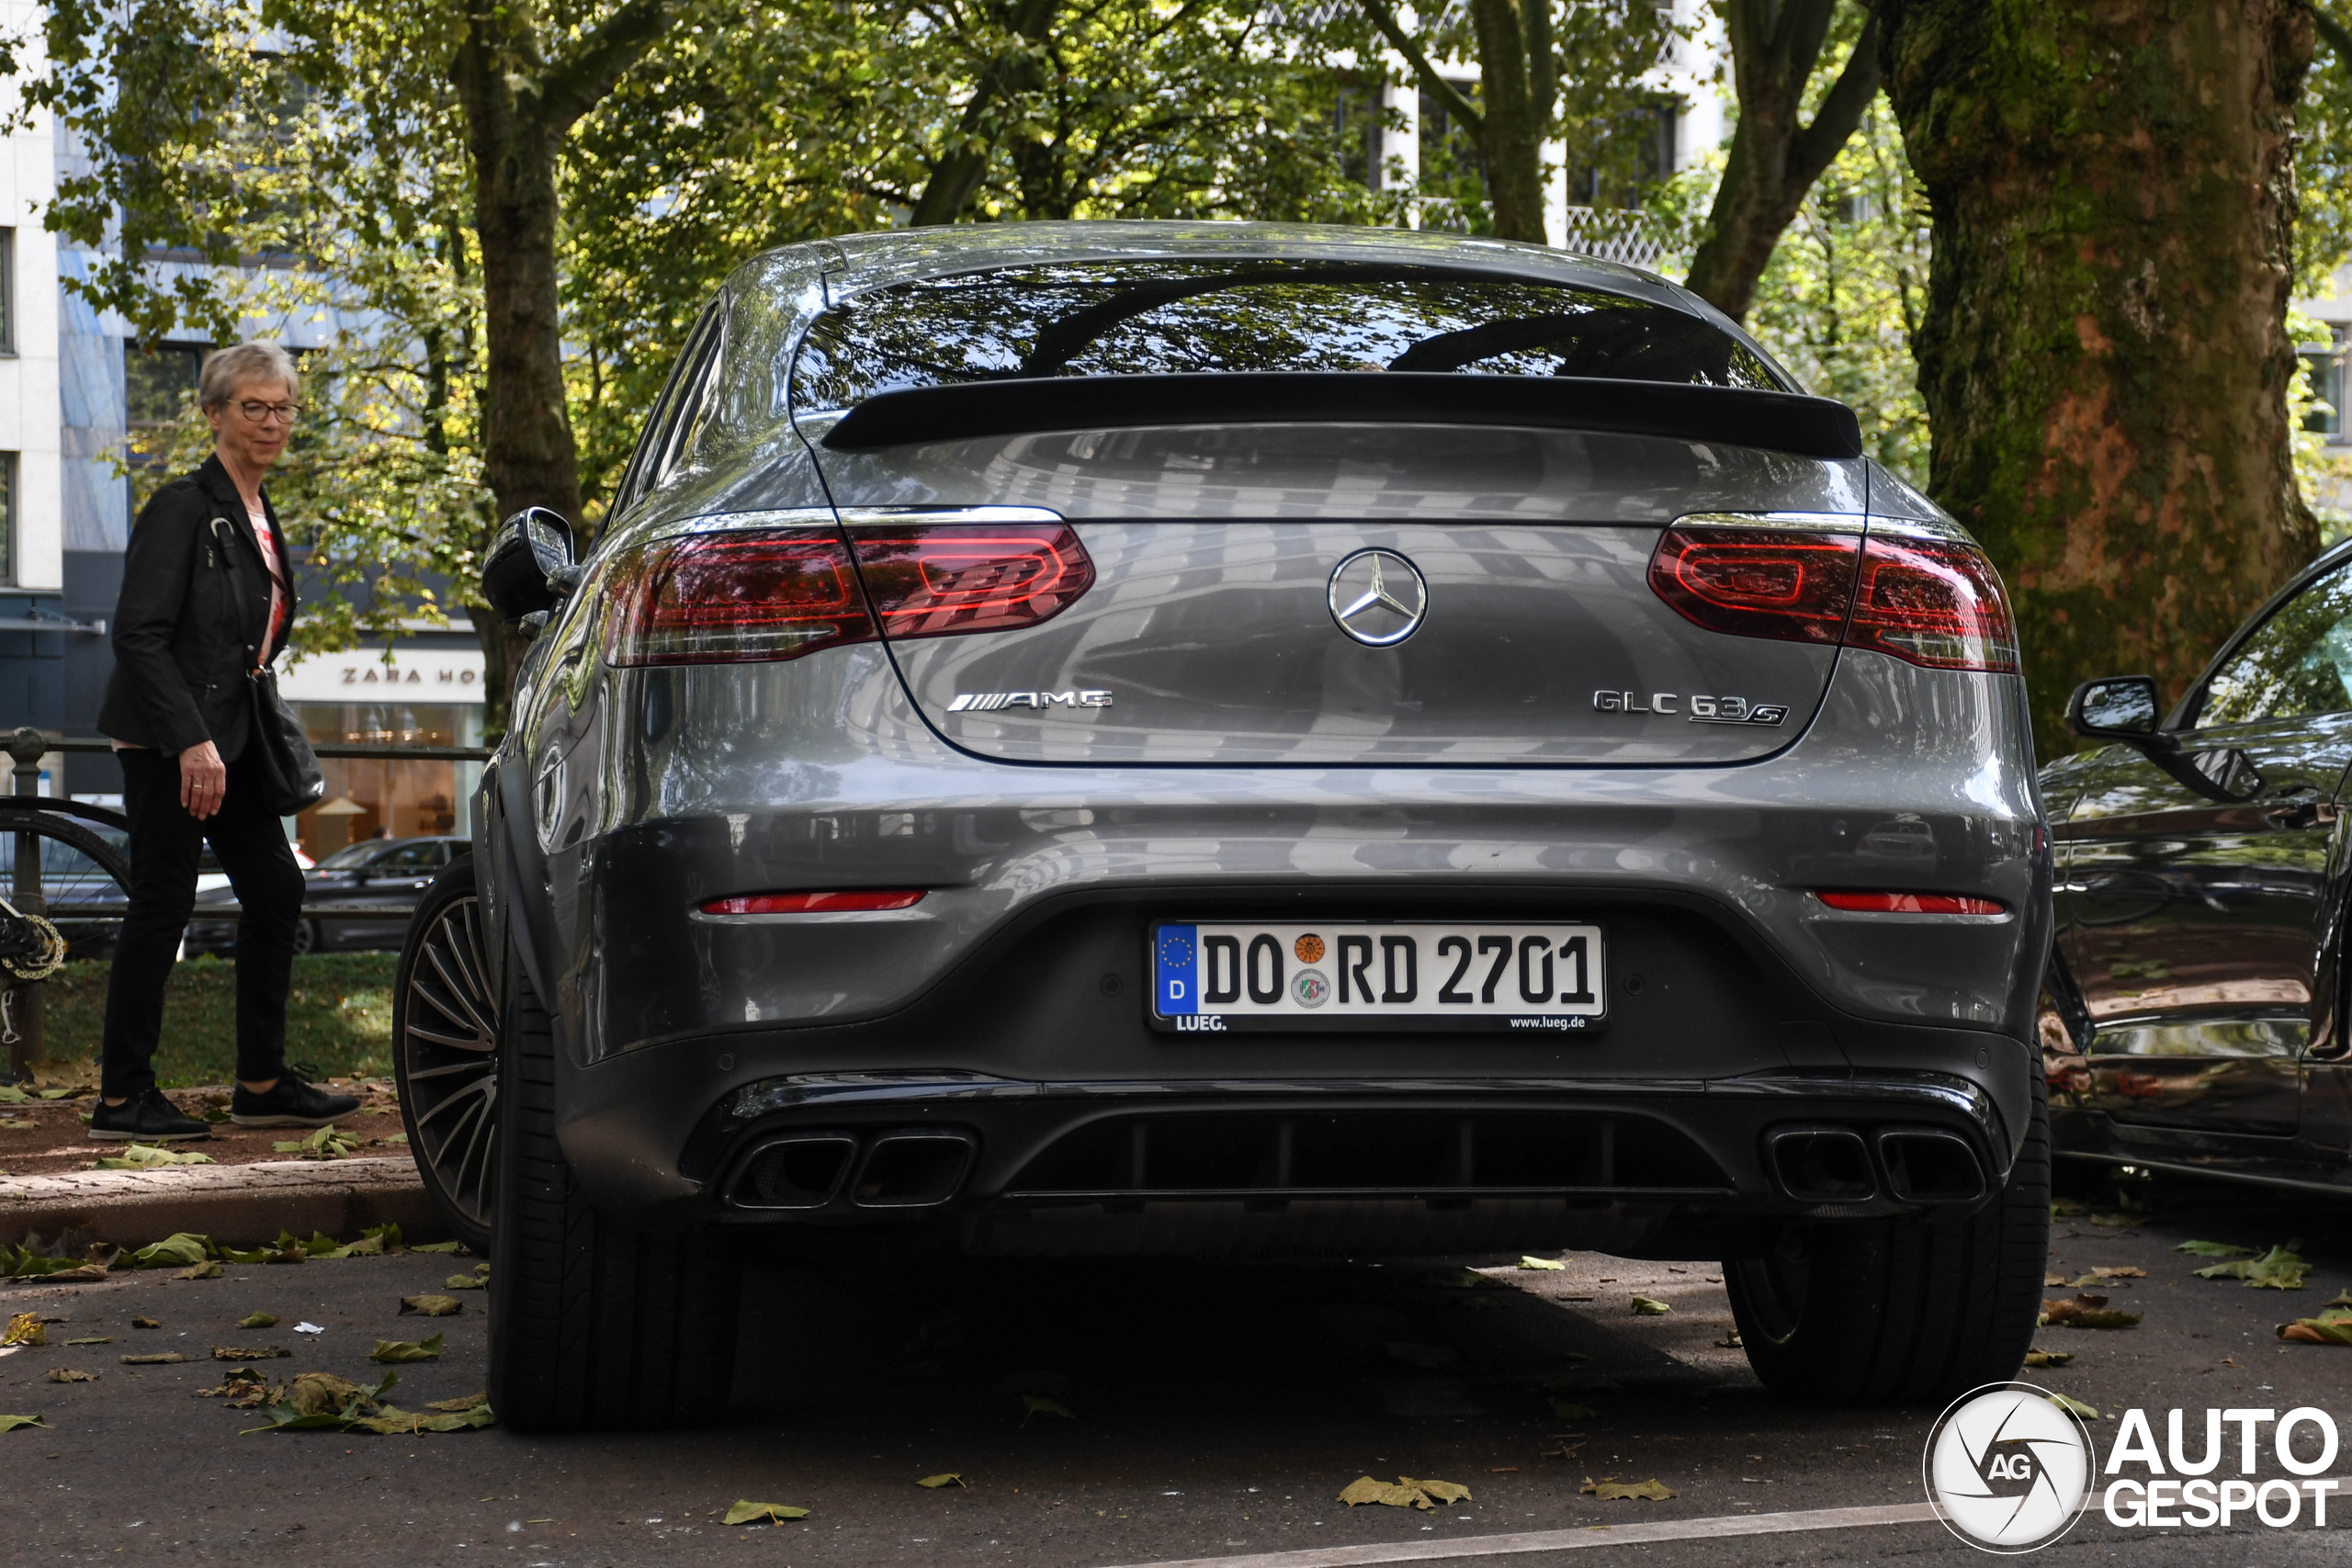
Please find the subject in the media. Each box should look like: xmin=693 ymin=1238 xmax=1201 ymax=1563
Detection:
xmin=392 ymin=856 xmax=498 ymax=1252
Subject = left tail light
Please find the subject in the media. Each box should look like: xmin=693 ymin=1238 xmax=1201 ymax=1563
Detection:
xmin=846 ymin=523 xmax=1092 ymax=639
xmin=604 ymin=528 xmax=876 ymax=667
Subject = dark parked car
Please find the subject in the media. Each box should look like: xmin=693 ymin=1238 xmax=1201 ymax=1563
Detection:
xmin=393 ymin=221 xmax=2052 ymax=1431
xmin=2043 ymin=537 xmax=2352 ymax=1179
xmin=187 ymin=836 xmax=468 ymax=956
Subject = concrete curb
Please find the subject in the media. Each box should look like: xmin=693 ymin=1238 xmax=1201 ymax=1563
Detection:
xmin=0 ymin=1156 xmax=438 ymax=1249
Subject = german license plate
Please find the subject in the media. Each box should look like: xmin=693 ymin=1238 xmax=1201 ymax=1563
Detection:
xmin=1148 ymin=921 xmax=1607 ymax=1033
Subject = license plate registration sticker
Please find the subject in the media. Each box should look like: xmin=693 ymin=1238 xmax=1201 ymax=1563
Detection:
xmin=1149 ymin=922 xmax=1607 ymax=1032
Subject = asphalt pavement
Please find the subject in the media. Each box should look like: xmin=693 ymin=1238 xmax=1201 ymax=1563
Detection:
xmin=8 ymin=1168 xmax=2352 ymax=1565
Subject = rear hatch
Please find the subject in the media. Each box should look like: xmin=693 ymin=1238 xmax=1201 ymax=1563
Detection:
xmin=795 ymin=258 xmax=1870 ymax=768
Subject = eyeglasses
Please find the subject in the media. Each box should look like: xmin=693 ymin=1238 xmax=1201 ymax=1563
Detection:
xmin=232 ymin=400 xmax=301 ymax=425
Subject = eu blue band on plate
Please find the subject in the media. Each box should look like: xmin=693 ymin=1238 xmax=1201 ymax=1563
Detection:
xmin=1155 ymin=925 xmax=1198 ymax=1015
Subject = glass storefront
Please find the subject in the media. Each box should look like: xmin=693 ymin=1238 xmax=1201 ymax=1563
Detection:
xmin=294 ymin=703 xmax=484 ymax=860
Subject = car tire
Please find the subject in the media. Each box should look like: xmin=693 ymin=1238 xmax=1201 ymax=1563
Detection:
xmin=485 ymin=932 xmax=741 ymax=1432
xmin=1725 ymin=1057 xmax=2050 ymax=1406
xmin=291 ymin=919 xmax=318 ymax=955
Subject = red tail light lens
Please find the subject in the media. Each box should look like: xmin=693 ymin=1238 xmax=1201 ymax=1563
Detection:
xmin=1815 ymin=891 xmax=2005 ymax=915
xmin=700 ymin=890 xmax=927 ymax=914
xmin=1845 ymin=535 xmax=2018 ymax=672
xmin=605 ymin=528 xmax=876 ymax=667
xmin=1648 ymin=524 xmax=2018 ymax=672
xmin=847 ymin=524 xmax=1092 ymax=639
xmin=1647 ymin=526 xmax=1860 ymax=645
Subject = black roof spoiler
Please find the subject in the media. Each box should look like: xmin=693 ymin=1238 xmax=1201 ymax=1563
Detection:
xmin=818 ymin=372 xmax=1864 ymax=460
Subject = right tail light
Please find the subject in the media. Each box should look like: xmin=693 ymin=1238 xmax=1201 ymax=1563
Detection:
xmin=1648 ymin=524 xmax=2017 ymax=673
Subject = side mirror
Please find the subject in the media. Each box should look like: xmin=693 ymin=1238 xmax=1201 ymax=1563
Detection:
xmin=2066 ymin=675 xmax=2159 ymax=739
xmin=2067 ymin=673 xmax=2263 ymax=803
xmin=481 ymin=507 xmax=577 ymax=632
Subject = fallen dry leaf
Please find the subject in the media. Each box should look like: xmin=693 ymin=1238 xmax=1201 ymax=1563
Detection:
xmin=120 ymin=1352 xmax=187 ymax=1365
xmin=46 ymin=1368 xmax=96 ymax=1382
xmin=175 ymin=1261 xmax=222 ymax=1280
xmin=2023 ymin=1348 xmax=2075 ymax=1368
xmin=916 ymin=1473 xmax=967 ymax=1489
xmin=2047 ymin=1393 xmax=2099 ymax=1419
xmin=238 ymin=1313 xmax=277 ymax=1330
xmin=368 ymin=1334 xmax=443 ymax=1364
xmin=2195 ymin=1242 xmax=2310 ymax=1291
xmin=723 ymin=1500 xmax=809 ymax=1526
xmin=400 ymin=1295 xmax=463 ymax=1317
xmin=2177 ymin=1240 xmax=2253 ymax=1258
xmin=131 ymin=1317 xmax=160 ymax=1329
xmin=1519 ymin=1256 xmax=1566 ymax=1271
xmin=1582 ymin=1476 xmax=1676 ymax=1501
xmin=0 ymin=1414 xmax=51 ymax=1431
xmin=2041 ymin=1295 xmax=2142 ymax=1329
xmin=2278 ymin=1309 xmax=2352 ymax=1345
xmin=1630 ymin=1296 xmax=1671 ymax=1316
xmin=212 ymin=1346 xmax=289 ymax=1361
xmin=3 ymin=1314 xmax=46 ymax=1348
xmin=62 ymin=1337 xmax=111 ymax=1346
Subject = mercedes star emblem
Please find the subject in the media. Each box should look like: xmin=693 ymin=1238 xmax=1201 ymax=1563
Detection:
xmin=1327 ymin=548 xmax=1429 ymax=647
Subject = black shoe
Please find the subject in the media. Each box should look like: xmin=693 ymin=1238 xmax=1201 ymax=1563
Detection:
xmin=87 ymin=1089 xmax=212 ymax=1143
xmin=230 ymin=1071 xmax=361 ymax=1128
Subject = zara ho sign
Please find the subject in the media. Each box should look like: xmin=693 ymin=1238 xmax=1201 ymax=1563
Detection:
xmin=275 ymin=649 xmax=488 ymax=705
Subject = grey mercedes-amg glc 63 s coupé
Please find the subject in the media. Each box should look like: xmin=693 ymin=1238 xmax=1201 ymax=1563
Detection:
xmin=390 ymin=222 xmax=2053 ymax=1431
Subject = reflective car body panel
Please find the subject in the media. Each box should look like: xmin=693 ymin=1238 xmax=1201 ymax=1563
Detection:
xmin=466 ymin=223 xmax=2048 ymax=1250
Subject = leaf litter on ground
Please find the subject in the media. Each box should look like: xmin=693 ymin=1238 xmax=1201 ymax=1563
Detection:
xmin=94 ymin=1143 xmax=212 ymax=1171
xmin=400 ymin=1295 xmax=463 ymax=1317
xmin=240 ymin=1370 xmax=496 ymax=1435
xmin=237 ymin=1313 xmax=276 ymax=1330
xmin=1519 ymin=1256 xmax=1566 ymax=1271
xmin=2194 ymin=1242 xmax=2310 ymax=1290
xmin=1338 ymin=1476 xmax=1473 ymax=1510
xmin=1630 ymin=1296 xmax=1672 ymax=1316
xmin=46 ymin=1369 xmax=96 ymax=1382
xmin=120 ymin=1352 xmax=187 ymax=1365
xmin=1581 ymin=1477 xmax=1675 ymax=1501
xmin=211 ymin=1345 xmax=289 ymax=1361
xmin=3 ymin=1313 xmax=45 ymax=1348
xmin=917 ymin=1473 xmax=967 ymax=1488
xmin=0 ymin=1414 xmax=50 ymax=1431
xmin=2048 ymin=1393 xmax=2100 ymax=1419
xmin=368 ymin=1333 xmax=443 ymax=1364
xmin=271 ymin=1125 xmax=358 ymax=1160
xmin=2041 ymin=1294 xmax=2143 ymax=1329
xmin=2177 ymin=1240 xmax=2254 ymax=1258
xmin=2024 ymin=1348 xmax=2075 ymax=1367
xmin=723 ymin=1501 xmax=808 ymax=1526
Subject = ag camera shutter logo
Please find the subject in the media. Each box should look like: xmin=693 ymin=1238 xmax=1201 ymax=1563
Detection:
xmin=1923 ymin=1382 xmax=2094 ymax=1552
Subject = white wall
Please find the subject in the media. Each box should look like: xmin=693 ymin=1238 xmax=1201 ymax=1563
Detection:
xmin=0 ymin=0 xmax=59 ymax=591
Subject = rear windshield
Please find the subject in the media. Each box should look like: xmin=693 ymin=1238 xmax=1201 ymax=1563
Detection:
xmin=793 ymin=261 xmax=1784 ymax=411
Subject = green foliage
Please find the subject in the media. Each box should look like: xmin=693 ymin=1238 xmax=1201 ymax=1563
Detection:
xmin=1654 ymin=96 xmax=1930 ymax=490
xmin=38 ymin=953 xmax=397 ymax=1086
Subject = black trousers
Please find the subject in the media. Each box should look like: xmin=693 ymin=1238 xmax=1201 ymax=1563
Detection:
xmin=101 ymin=745 xmax=306 ymax=1099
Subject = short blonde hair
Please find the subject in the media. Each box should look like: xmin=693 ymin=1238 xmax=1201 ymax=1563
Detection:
xmin=199 ymin=342 xmax=300 ymax=409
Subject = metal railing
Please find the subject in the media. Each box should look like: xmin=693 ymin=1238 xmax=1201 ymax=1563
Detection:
xmin=5 ymin=727 xmax=493 ymax=1071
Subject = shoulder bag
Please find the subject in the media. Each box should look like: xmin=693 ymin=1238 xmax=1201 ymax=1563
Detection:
xmin=210 ymin=515 xmax=325 ymax=816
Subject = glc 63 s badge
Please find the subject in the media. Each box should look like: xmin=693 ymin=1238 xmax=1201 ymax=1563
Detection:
xmin=1593 ymin=690 xmax=1789 ymax=725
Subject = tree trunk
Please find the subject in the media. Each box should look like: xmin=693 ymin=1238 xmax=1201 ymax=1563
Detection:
xmin=1682 ymin=2 xmax=1880 ymax=322
xmin=910 ymin=0 xmax=1065 ymax=225
xmin=1466 ymin=0 xmax=1550 ymax=244
xmin=1878 ymin=0 xmax=2320 ymax=754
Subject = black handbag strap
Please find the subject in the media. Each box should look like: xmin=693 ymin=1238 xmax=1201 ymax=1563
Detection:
xmin=209 ymin=516 xmax=266 ymax=675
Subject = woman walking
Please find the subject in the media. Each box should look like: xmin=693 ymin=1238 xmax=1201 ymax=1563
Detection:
xmin=92 ymin=342 xmax=358 ymax=1139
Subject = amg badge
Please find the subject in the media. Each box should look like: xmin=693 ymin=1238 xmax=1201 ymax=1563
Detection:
xmin=947 ymin=690 xmax=1114 ymax=713
xmin=1593 ymin=691 xmax=1789 ymax=726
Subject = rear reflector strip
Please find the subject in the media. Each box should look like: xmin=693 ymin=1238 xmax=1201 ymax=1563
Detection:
xmin=1815 ymin=891 xmax=2005 ymax=915
xmin=700 ymin=890 xmax=927 ymax=915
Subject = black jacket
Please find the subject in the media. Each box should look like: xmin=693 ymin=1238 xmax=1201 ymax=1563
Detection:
xmin=98 ymin=455 xmax=297 ymax=761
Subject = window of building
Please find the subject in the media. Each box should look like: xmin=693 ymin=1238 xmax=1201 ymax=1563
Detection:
xmin=125 ymin=341 xmax=209 ymax=513
xmin=1333 ymin=84 xmax=1383 ymax=190
xmin=0 ymin=229 xmax=17 ymax=355
xmin=2301 ymin=326 xmax=2346 ymax=440
xmin=294 ymin=703 xmax=483 ymax=858
xmin=0 ymin=452 xmax=14 ymax=585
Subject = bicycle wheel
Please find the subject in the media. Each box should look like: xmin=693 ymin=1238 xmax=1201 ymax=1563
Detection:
xmin=0 ymin=809 xmax=133 ymax=961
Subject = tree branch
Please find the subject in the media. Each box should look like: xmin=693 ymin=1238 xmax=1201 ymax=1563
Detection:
xmin=541 ymin=0 xmax=683 ymax=135
xmin=2309 ymin=0 xmax=2352 ymax=63
xmin=1355 ymin=0 xmax=1483 ymax=136
xmin=1787 ymin=12 xmax=1881 ymax=186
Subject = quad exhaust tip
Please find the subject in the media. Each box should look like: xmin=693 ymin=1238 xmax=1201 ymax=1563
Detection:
xmin=1764 ymin=1123 xmax=1988 ymax=1207
xmin=726 ymin=1128 xmax=979 ymax=1212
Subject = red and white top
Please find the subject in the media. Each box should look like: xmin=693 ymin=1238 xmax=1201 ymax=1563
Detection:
xmin=247 ymin=498 xmax=289 ymax=665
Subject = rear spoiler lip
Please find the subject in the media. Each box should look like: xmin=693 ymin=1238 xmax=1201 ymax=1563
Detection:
xmin=816 ymin=372 xmax=1865 ymax=460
